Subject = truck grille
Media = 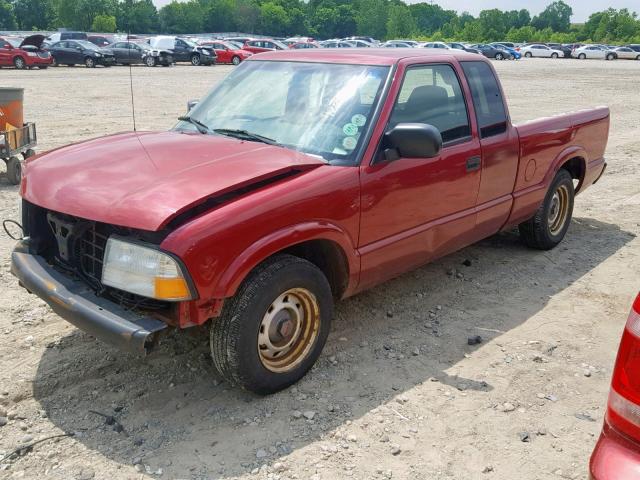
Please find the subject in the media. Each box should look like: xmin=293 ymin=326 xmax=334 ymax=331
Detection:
xmin=32 ymin=206 xmax=170 ymax=311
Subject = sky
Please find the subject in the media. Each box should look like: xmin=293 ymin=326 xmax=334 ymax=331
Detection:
xmin=151 ymin=1 xmax=638 ymax=23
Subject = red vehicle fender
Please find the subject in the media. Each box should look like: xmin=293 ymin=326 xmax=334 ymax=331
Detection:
xmin=215 ymin=221 xmax=360 ymax=299
xmin=548 ymin=145 xmax=588 ymax=190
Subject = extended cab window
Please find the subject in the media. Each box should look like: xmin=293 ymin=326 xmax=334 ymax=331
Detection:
xmin=389 ymin=64 xmax=471 ymax=144
xmin=461 ymin=61 xmax=508 ymax=138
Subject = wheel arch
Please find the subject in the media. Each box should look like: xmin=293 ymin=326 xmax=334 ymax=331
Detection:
xmin=551 ymin=147 xmax=587 ymax=194
xmin=215 ymin=223 xmax=359 ymax=301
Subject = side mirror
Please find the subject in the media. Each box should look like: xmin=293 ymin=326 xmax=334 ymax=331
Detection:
xmin=382 ymin=123 xmax=442 ymax=161
xmin=186 ymin=99 xmax=199 ymax=112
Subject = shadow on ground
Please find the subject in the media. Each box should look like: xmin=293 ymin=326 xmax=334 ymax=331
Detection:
xmin=32 ymin=217 xmax=634 ymax=478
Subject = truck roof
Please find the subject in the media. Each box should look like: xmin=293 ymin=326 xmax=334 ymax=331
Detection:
xmin=249 ymin=47 xmax=485 ymax=66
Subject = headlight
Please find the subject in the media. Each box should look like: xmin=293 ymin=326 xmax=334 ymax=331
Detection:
xmin=27 ymin=52 xmax=37 ymax=57
xmin=95 ymin=53 xmax=102 ymax=57
xmin=102 ymin=237 xmax=193 ymax=301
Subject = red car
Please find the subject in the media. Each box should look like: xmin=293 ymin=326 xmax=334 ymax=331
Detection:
xmin=242 ymin=38 xmax=288 ymax=54
xmin=0 ymin=35 xmax=52 ymax=69
xmin=289 ymin=42 xmax=320 ymax=49
xmin=12 ymin=49 xmax=608 ymax=395
xmin=200 ymin=40 xmax=252 ymax=65
xmin=590 ymin=293 xmax=640 ymax=479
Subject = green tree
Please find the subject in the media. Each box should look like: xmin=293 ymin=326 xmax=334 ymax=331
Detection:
xmin=233 ymin=0 xmax=260 ymax=33
xmin=477 ymin=9 xmax=507 ymax=40
xmin=353 ymin=0 xmax=387 ymax=39
xmin=531 ymin=0 xmax=572 ymax=32
xmin=91 ymin=12 xmax=115 ymax=31
xmin=409 ymin=2 xmax=456 ymax=36
xmin=258 ymin=2 xmax=289 ymax=36
xmin=12 ymin=0 xmax=54 ymax=30
xmin=0 ymin=0 xmax=16 ymax=29
xmin=159 ymin=0 xmax=204 ymax=33
xmin=386 ymin=3 xmax=414 ymax=39
xmin=310 ymin=4 xmax=355 ymax=38
xmin=118 ymin=0 xmax=159 ymax=33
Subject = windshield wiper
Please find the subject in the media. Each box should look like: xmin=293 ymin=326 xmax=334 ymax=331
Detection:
xmin=213 ymin=128 xmax=279 ymax=146
xmin=178 ymin=116 xmax=210 ymax=134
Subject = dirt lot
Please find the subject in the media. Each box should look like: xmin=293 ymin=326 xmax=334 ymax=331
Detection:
xmin=0 ymin=59 xmax=638 ymax=480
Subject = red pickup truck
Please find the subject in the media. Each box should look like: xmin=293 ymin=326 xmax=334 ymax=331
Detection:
xmin=12 ymin=49 xmax=608 ymax=394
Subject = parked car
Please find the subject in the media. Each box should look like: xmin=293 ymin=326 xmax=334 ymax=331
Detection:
xmin=108 ymin=41 xmax=173 ymax=66
xmin=489 ymin=43 xmax=522 ymax=59
xmin=521 ymin=44 xmax=564 ymax=58
xmin=319 ymin=40 xmax=352 ymax=48
xmin=572 ymin=45 xmax=616 ymax=60
xmin=199 ymin=40 xmax=252 ymax=65
xmin=590 ymin=293 xmax=640 ymax=479
xmin=447 ymin=42 xmax=481 ymax=54
xmin=611 ymin=46 xmax=640 ymax=60
xmin=47 ymin=39 xmax=115 ymax=67
xmin=420 ymin=41 xmax=451 ymax=49
xmin=343 ymin=39 xmax=373 ymax=48
xmin=88 ymin=35 xmax=114 ymax=48
xmin=547 ymin=43 xmax=572 ymax=58
xmin=47 ymin=31 xmax=87 ymax=43
xmin=224 ymin=36 xmax=254 ymax=45
xmin=289 ymin=42 xmax=320 ymax=49
xmin=284 ymin=37 xmax=315 ymax=46
xmin=149 ymin=36 xmax=216 ymax=66
xmin=13 ymin=49 xmax=610 ymax=395
xmin=381 ymin=41 xmax=414 ymax=48
xmin=0 ymin=35 xmax=52 ymax=69
xmin=343 ymin=36 xmax=379 ymax=45
xmin=469 ymin=43 xmax=512 ymax=60
xmin=242 ymin=39 xmax=288 ymax=54
xmin=626 ymin=44 xmax=640 ymax=53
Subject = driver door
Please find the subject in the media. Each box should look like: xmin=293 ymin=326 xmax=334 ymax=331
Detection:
xmin=358 ymin=62 xmax=482 ymax=289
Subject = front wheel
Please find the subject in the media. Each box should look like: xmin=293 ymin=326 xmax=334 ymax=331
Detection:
xmin=519 ymin=169 xmax=574 ymax=250
xmin=51 ymin=56 xmax=58 ymax=67
xmin=551 ymin=53 xmax=558 ymax=59
xmin=210 ymin=255 xmax=333 ymax=394
xmin=190 ymin=54 xmax=201 ymax=66
xmin=606 ymin=53 xmax=615 ymax=61
xmin=13 ymin=56 xmax=26 ymax=69
xmin=524 ymin=52 xmax=532 ymax=58
xmin=231 ymin=55 xmax=241 ymax=66
xmin=85 ymin=57 xmax=96 ymax=68
xmin=579 ymin=53 xmax=586 ymax=60
xmin=145 ymin=55 xmax=156 ymax=67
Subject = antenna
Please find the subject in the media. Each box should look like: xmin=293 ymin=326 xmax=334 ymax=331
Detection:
xmin=127 ymin=31 xmax=137 ymax=132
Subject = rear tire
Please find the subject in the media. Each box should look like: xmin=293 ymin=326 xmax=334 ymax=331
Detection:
xmin=51 ymin=56 xmax=58 ymax=67
xmin=519 ymin=169 xmax=574 ymax=250
xmin=606 ymin=53 xmax=615 ymax=60
xmin=495 ymin=52 xmax=504 ymax=60
xmin=210 ymin=254 xmax=333 ymax=395
xmin=7 ymin=156 xmax=22 ymax=185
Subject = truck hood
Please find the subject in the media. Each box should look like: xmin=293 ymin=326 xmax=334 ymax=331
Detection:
xmin=22 ymin=131 xmax=325 ymax=231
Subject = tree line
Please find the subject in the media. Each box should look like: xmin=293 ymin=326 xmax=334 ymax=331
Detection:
xmin=1 ymin=0 xmax=640 ymax=45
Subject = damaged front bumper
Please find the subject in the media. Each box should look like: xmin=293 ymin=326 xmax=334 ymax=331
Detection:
xmin=11 ymin=240 xmax=167 ymax=355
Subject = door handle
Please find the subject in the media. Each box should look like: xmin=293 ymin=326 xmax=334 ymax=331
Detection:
xmin=466 ymin=156 xmax=481 ymax=172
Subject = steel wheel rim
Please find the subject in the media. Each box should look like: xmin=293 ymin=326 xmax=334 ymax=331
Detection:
xmin=15 ymin=58 xmax=24 ymax=69
xmin=232 ymin=56 xmax=240 ymax=65
xmin=548 ymin=184 xmax=570 ymax=235
xmin=258 ymin=288 xmax=320 ymax=373
xmin=192 ymin=56 xmax=200 ymax=65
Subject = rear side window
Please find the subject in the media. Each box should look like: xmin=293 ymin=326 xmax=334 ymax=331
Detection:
xmin=461 ymin=61 xmax=508 ymax=138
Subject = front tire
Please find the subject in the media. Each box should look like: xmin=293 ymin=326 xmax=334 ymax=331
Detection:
xmin=190 ymin=54 xmax=201 ymax=66
xmin=85 ymin=57 xmax=96 ymax=68
xmin=524 ymin=52 xmax=532 ymax=58
xmin=519 ymin=169 xmax=574 ymax=250
xmin=145 ymin=55 xmax=156 ymax=67
xmin=579 ymin=53 xmax=586 ymax=60
xmin=551 ymin=53 xmax=558 ymax=59
xmin=13 ymin=56 xmax=26 ymax=69
xmin=210 ymin=255 xmax=333 ymax=395
xmin=231 ymin=55 xmax=241 ymax=65
xmin=606 ymin=53 xmax=615 ymax=60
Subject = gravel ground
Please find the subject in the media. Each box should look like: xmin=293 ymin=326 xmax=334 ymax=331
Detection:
xmin=0 ymin=58 xmax=638 ymax=480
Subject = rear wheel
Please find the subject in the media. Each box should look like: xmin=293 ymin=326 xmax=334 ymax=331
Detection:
xmin=606 ymin=53 xmax=616 ymax=60
xmin=519 ymin=169 xmax=574 ymax=250
xmin=13 ymin=56 xmax=26 ymax=69
xmin=6 ymin=156 xmax=22 ymax=185
xmin=51 ymin=56 xmax=58 ymax=67
xmin=210 ymin=255 xmax=333 ymax=394
xmin=190 ymin=54 xmax=201 ymax=66
xmin=231 ymin=55 xmax=241 ymax=65
xmin=495 ymin=52 xmax=504 ymax=60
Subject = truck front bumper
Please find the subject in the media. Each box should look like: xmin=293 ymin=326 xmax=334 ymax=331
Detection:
xmin=11 ymin=241 xmax=168 ymax=355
